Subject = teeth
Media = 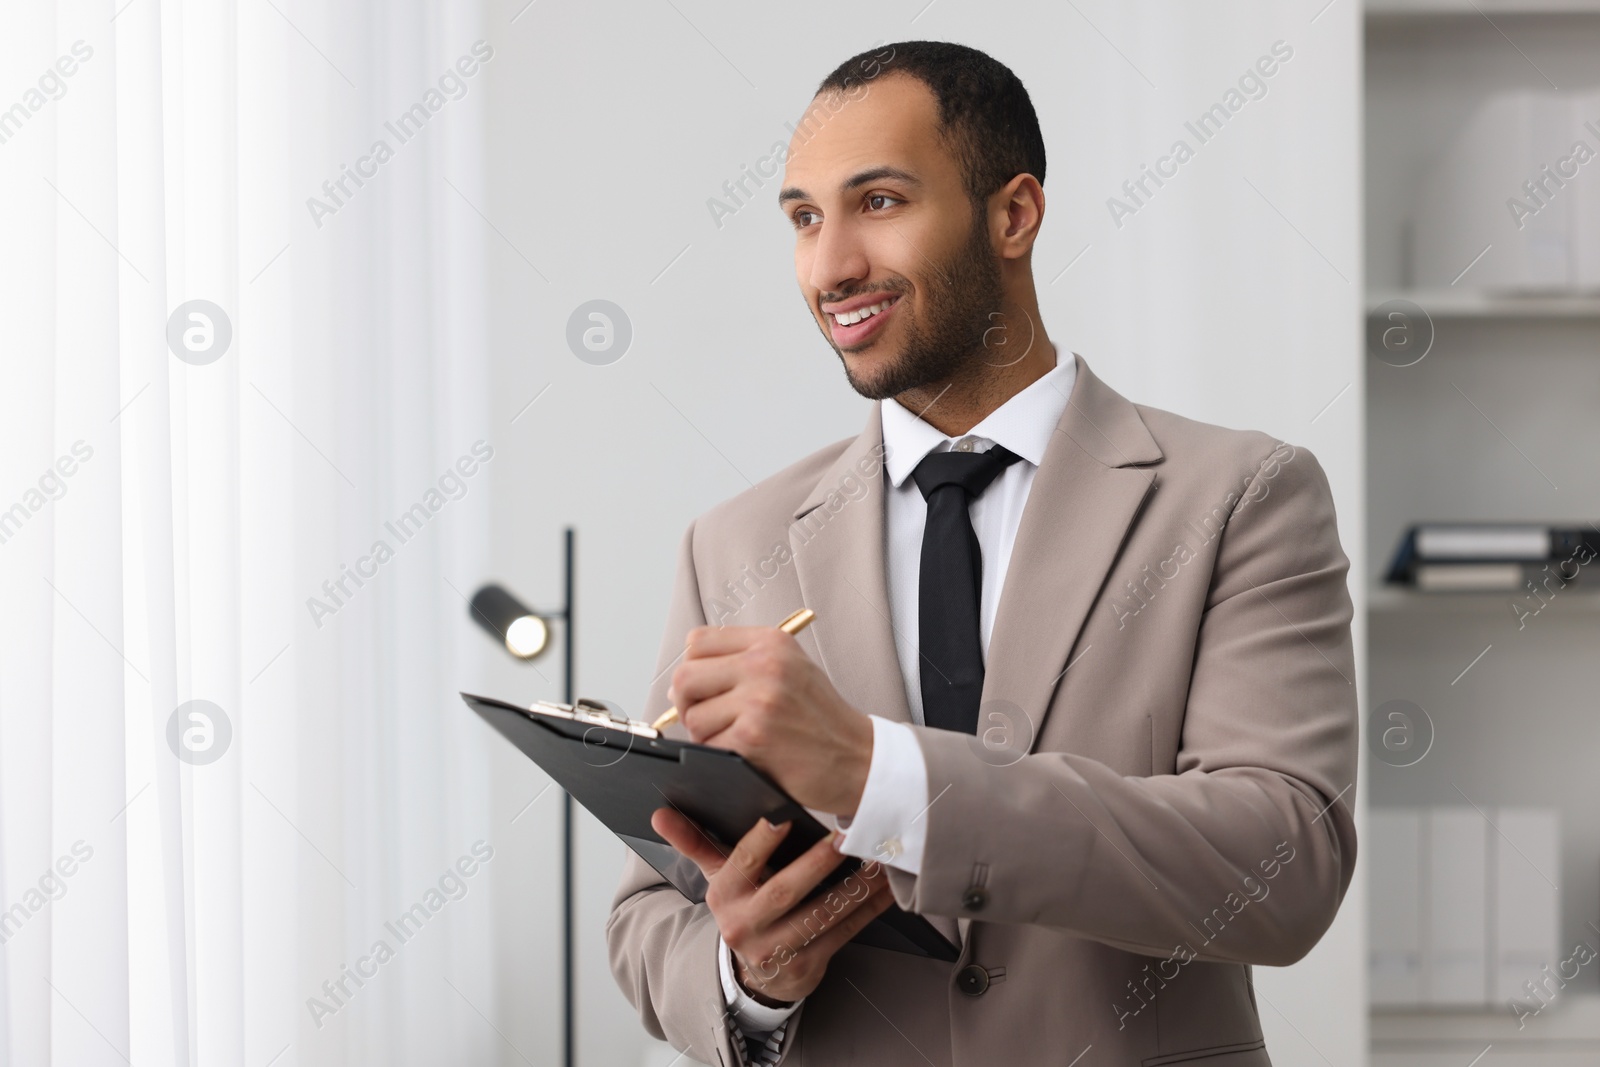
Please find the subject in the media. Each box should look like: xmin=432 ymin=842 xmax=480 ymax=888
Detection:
xmin=835 ymin=299 xmax=894 ymax=326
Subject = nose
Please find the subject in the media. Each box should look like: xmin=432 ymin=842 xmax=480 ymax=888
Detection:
xmin=806 ymin=216 xmax=870 ymax=302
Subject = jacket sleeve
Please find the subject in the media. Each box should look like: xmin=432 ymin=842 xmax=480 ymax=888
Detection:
xmin=605 ymin=519 xmax=806 ymax=1065
xmin=883 ymin=443 xmax=1359 ymax=967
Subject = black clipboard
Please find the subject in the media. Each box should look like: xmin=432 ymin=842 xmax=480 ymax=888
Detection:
xmin=462 ymin=692 xmax=959 ymax=961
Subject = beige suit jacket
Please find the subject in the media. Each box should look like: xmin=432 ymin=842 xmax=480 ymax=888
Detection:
xmin=607 ymin=353 xmax=1358 ymax=1066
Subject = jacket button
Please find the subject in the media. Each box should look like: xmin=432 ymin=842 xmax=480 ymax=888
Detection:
xmin=957 ymin=963 xmax=990 ymax=996
xmin=961 ymin=886 xmax=988 ymax=911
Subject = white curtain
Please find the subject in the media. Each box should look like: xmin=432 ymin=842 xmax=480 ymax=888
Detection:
xmin=0 ymin=1 xmax=502 ymax=1064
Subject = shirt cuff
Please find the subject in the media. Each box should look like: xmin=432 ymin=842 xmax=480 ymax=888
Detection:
xmin=718 ymin=934 xmax=802 ymax=1033
xmin=836 ymin=715 xmax=929 ymax=875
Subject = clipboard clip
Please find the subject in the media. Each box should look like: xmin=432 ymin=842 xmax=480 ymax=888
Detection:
xmin=525 ymin=697 xmax=663 ymax=740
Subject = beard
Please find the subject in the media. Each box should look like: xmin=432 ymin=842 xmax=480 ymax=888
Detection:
xmin=823 ymin=202 xmax=1006 ymax=402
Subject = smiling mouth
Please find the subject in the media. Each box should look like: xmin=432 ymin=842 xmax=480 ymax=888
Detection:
xmin=827 ymin=294 xmax=901 ymax=328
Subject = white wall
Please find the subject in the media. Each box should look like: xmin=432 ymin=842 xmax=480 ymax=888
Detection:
xmin=480 ymin=3 xmax=1365 ymax=1064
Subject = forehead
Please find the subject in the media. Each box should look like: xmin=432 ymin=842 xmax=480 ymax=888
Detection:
xmin=781 ymin=73 xmax=958 ymax=195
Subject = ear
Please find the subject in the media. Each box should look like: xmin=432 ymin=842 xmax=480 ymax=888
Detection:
xmin=994 ymin=173 xmax=1045 ymax=260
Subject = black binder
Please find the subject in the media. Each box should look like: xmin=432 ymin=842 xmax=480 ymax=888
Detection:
xmin=462 ymin=692 xmax=959 ymax=961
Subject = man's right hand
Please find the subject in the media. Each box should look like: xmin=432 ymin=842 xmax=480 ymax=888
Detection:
xmin=650 ymin=807 xmax=895 ymax=1005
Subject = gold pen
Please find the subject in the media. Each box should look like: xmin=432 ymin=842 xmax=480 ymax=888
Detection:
xmin=649 ymin=608 xmax=817 ymax=732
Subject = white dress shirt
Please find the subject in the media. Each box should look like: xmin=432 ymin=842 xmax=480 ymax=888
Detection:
xmin=836 ymin=343 xmax=1075 ymax=872
xmin=718 ymin=344 xmax=1078 ymax=1045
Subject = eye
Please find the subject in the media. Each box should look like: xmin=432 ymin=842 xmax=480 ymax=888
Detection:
xmin=791 ymin=193 xmax=902 ymax=230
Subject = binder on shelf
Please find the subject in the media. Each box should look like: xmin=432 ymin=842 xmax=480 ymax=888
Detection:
xmin=1384 ymin=523 xmax=1600 ymax=591
xmin=1411 ymin=563 xmax=1533 ymax=592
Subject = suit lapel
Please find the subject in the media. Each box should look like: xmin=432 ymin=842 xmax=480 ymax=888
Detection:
xmin=981 ymin=354 xmax=1163 ymax=754
xmin=789 ymin=413 xmax=957 ymax=942
xmin=788 ymin=407 xmax=914 ymax=729
xmin=787 ymin=355 xmax=1164 ymax=738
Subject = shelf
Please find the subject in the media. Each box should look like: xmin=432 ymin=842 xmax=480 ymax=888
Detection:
xmin=1368 ymin=0 xmax=1600 ymax=18
xmin=1373 ymin=993 xmax=1600 ymax=1046
xmin=1366 ymin=290 xmax=1600 ymax=320
xmin=1368 ymin=3 xmax=1600 ymax=42
xmin=1368 ymin=584 xmax=1600 ymax=612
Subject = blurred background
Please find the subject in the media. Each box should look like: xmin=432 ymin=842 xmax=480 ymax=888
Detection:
xmin=0 ymin=0 xmax=1593 ymax=1064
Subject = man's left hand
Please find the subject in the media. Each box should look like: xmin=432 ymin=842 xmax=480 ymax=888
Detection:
xmin=667 ymin=624 xmax=873 ymax=816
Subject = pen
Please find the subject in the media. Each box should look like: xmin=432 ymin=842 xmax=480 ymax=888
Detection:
xmin=649 ymin=607 xmax=817 ymax=732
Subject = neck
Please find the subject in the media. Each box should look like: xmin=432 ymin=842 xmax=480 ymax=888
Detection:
xmin=892 ymin=315 xmax=1057 ymax=437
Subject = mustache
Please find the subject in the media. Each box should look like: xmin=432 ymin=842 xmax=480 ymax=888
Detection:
xmin=819 ymin=284 xmax=908 ymax=306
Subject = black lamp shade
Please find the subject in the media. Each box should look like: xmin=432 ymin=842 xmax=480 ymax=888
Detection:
xmin=469 ymin=583 xmax=550 ymax=660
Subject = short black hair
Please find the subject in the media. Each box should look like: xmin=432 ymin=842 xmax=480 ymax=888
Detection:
xmin=813 ymin=41 xmax=1046 ymax=208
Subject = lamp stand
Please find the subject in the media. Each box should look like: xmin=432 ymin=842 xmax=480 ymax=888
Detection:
xmin=560 ymin=526 xmax=575 ymax=1067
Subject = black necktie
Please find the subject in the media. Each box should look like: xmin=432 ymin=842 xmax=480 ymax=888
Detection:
xmin=911 ymin=444 xmax=1022 ymax=734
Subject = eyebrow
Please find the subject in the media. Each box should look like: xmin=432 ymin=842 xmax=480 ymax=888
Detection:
xmin=777 ymin=165 xmax=923 ymax=208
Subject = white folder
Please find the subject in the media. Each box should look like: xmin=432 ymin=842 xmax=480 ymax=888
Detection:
xmin=1574 ymin=92 xmax=1600 ymax=292
xmin=1412 ymin=91 xmax=1576 ymax=292
xmin=1369 ymin=809 xmax=1424 ymax=1005
xmin=1426 ymin=807 xmax=1489 ymax=1005
xmin=1492 ymin=808 xmax=1561 ymax=1003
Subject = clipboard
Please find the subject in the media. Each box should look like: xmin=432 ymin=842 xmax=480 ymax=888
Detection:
xmin=461 ymin=691 xmax=959 ymax=961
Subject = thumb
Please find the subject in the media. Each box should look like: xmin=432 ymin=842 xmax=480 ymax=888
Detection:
xmin=651 ymin=807 xmax=728 ymax=876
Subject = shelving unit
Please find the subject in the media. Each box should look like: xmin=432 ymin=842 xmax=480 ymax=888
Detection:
xmin=1364 ymin=0 xmax=1600 ymax=1062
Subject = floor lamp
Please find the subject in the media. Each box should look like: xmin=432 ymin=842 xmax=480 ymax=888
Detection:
xmin=469 ymin=527 xmax=576 ymax=1067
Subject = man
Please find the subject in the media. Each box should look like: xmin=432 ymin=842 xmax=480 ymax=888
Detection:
xmin=607 ymin=40 xmax=1357 ymax=1067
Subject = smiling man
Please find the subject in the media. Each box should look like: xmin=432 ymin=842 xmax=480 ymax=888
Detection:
xmin=607 ymin=40 xmax=1357 ymax=1067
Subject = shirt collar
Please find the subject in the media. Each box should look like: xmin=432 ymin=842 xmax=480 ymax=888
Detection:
xmin=881 ymin=342 xmax=1077 ymax=488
